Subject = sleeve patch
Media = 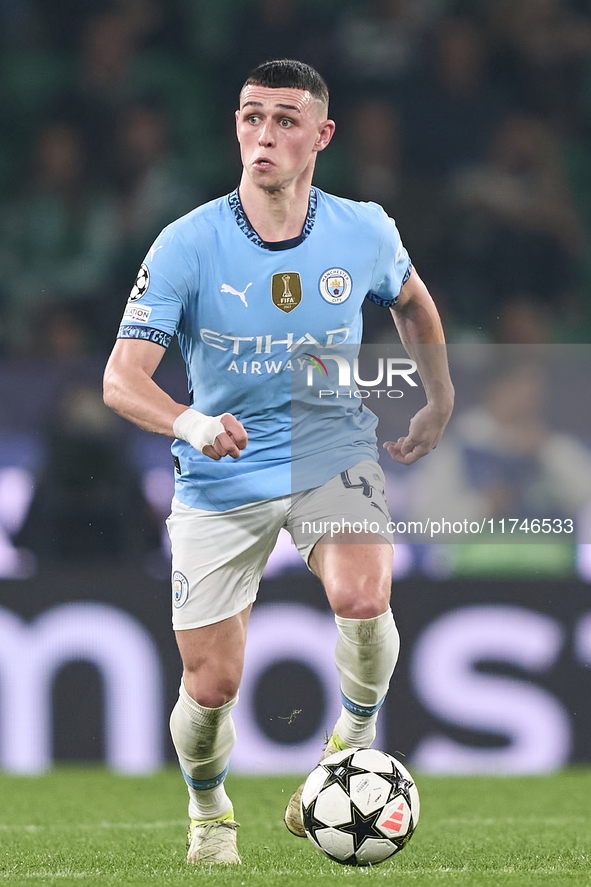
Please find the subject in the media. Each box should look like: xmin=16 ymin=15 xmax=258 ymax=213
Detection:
xmin=117 ymin=325 xmax=172 ymax=348
xmin=123 ymin=303 xmax=152 ymax=323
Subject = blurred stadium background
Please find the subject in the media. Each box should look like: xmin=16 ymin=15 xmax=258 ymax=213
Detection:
xmin=1 ymin=0 xmax=591 ymax=779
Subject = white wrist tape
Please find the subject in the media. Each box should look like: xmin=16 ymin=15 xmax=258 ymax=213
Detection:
xmin=172 ymin=408 xmax=226 ymax=453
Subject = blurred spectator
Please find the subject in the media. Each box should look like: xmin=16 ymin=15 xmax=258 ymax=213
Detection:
xmin=439 ymin=112 xmax=584 ymax=330
xmin=80 ymin=11 xmax=137 ymax=101
xmin=29 ymin=303 xmax=88 ymax=358
xmin=344 ymin=95 xmax=447 ymax=342
xmin=0 ymin=120 xmax=118 ymax=354
xmin=36 ymin=0 xmax=109 ymax=52
xmin=491 ymin=294 xmax=555 ymax=345
xmin=400 ymin=16 xmax=508 ymax=178
xmin=333 ymin=0 xmax=446 ymax=97
xmin=490 ymin=0 xmax=591 ymax=127
xmin=52 ymin=12 xmax=142 ymax=180
xmin=346 ymin=97 xmax=402 ymax=207
xmin=345 ymin=97 xmax=445 ymax=255
xmin=111 ymin=0 xmax=185 ymax=51
xmin=18 ymin=382 xmax=158 ymax=560
xmin=111 ymin=102 xmax=197 ymax=284
xmin=51 ymin=10 xmax=197 ymax=184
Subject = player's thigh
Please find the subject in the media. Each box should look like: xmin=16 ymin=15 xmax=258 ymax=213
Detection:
xmin=310 ymin=535 xmax=393 ymax=618
xmin=166 ymin=496 xmax=284 ymax=632
xmin=287 ymin=461 xmax=394 ymax=618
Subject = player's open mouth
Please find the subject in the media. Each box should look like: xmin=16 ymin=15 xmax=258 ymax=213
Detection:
xmin=253 ymin=158 xmax=274 ymax=169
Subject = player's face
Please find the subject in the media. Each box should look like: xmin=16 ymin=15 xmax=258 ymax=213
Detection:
xmin=236 ymin=86 xmax=334 ymax=192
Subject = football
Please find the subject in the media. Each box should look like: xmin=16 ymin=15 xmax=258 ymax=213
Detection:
xmin=301 ymin=747 xmax=420 ymax=867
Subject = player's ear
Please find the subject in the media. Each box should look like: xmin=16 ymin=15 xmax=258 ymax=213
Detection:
xmin=314 ymin=119 xmax=336 ymax=153
xmin=235 ymin=109 xmax=241 ymax=142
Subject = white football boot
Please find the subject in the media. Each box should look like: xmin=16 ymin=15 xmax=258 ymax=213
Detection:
xmin=186 ymin=811 xmax=241 ymax=864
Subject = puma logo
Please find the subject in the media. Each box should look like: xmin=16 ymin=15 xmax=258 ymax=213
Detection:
xmin=221 ymin=282 xmax=252 ymax=307
xmin=149 ymin=244 xmax=163 ymax=261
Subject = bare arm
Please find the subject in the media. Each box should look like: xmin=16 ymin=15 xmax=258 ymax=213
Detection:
xmin=104 ymin=338 xmax=184 ymax=435
xmin=103 ymin=338 xmax=247 ymax=460
xmin=384 ymin=267 xmax=454 ymax=465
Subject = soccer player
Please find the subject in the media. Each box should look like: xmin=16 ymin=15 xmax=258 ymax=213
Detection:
xmin=103 ymin=59 xmax=453 ymax=865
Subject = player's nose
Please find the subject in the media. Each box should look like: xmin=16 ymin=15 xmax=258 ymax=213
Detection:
xmin=258 ymin=120 xmax=275 ymax=146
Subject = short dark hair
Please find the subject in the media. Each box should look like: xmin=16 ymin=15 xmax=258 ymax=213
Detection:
xmin=242 ymin=59 xmax=329 ymax=108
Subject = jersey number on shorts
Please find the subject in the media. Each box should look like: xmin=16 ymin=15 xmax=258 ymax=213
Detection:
xmin=341 ymin=469 xmax=389 ymax=519
xmin=340 ymin=470 xmax=373 ymax=497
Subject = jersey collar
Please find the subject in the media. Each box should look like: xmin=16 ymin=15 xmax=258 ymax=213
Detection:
xmin=228 ymin=187 xmax=317 ymax=251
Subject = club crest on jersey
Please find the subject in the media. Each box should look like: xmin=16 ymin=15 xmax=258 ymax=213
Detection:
xmin=272 ymin=272 xmax=301 ymax=313
xmin=129 ymin=263 xmax=150 ymax=301
xmin=319 ymin=267 xmax=352 ymax=304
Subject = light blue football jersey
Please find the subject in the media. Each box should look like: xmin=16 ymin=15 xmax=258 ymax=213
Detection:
xmin=117 ymin=187 xmax=411 ymax=511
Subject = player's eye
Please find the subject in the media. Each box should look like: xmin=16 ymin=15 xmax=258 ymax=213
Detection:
xmin=247 ymin=115 xmax=260 ymax=125
xmin=279 ymin=118 xmax=293 ymax=127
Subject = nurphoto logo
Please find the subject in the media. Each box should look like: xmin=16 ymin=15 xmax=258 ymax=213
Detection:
xmin=304 ymin=354 xmax=418 ymax=399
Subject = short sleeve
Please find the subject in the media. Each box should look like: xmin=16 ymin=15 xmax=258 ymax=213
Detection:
xmin=366 ymin=213 xmax=412 ymax=308
xmin=116 ymin=224 xmax=195 ymax=347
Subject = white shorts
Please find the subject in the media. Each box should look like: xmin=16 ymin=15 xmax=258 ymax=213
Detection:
xmin=166 ymin=460 xmax=393 ymax=630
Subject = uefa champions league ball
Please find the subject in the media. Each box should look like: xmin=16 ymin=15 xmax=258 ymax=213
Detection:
xmin=301 ymin=748 xmax=420 ymax=867
xmin=129 ymin=263 xmax=150 ymax=301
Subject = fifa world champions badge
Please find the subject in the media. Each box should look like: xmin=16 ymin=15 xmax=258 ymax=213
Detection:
xmin=272 ymin=271 xmax=302 ymax=313
xmin=319 ymin=268 xmax=352 ymax=304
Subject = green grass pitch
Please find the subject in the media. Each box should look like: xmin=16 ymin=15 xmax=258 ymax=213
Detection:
xmin=1 ymin=767 xmax=590 ymax=886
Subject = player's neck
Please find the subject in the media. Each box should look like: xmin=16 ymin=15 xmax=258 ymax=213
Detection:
xmin=238 ymin=174 xmax=312 ymax=243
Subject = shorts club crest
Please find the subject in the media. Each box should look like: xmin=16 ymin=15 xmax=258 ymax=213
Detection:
xmin=172 ymin=571 xmax=190 ymax=608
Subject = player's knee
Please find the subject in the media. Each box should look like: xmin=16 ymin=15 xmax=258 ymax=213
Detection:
xmin=182 ymin=665 xmax=241 ymax=708
xmin=333 ymin=598 xmax=389 ymax=620
xmin=328 ymin=581 xmax=391 ymax=620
